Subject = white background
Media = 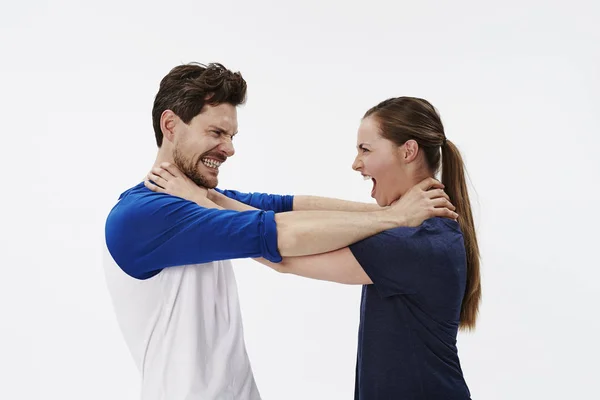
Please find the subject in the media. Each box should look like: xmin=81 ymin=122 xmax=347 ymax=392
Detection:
xmin=2 ymin=0 xmax=599 ymax=399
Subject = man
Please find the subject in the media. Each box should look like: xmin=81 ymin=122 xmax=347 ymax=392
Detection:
xmin=103 ymin=62 xmax=457 ymax=400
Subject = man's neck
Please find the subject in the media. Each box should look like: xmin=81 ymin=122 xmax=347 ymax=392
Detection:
xmin=153 ymin=148 xmax=174 ymax=168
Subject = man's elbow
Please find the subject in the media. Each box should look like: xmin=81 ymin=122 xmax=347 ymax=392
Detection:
xmin=275 ymin=217 xmax=301 ymax=257
xmin=259 ymin=258 xmax=291 ymax=274
xmin=277 ymin=236 xmax=299 ymax=258
xmin=272 ymin=261 xmax=291 ymax=274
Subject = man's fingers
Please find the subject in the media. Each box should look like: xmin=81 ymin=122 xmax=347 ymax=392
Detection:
xmin=441 ymin=208 xmax=459 ymax=220
xmin=426 ymin=188 xmax=450 ymax=202
xmin=160 ymin=162 xmax=179 ymax=178
xmin=430 ymin=201 xmax=459 ymax=220
xmin=417 ymin=177 xmax=444 ymax=191
xmin=431 ymin=197 xmax=456 ymax=211
xmin=431 ymin=206 xmax=459 ymax=220
xmin=144 ymin=179 xmax=165 ymax=193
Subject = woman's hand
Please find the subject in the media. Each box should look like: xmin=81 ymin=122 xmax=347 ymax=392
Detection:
xmin=144 ymin=162 xmax=218 ymax=208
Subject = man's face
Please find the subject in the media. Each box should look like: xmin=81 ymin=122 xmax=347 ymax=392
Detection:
xmin=172 ymin=103 xmax=238 ymax=188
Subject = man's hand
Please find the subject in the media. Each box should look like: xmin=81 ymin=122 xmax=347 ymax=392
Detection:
xmin=144 ymin=162 xmax=215 ymax=208
xmin=388 ymin=177 xmax=458 ymax=227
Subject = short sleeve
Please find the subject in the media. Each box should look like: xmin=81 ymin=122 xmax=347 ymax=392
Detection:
xmin=349 ymin=227 xmax=430 ymax=297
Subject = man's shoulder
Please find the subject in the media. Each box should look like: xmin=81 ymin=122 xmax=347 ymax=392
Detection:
xmin=112 ymin=182 xmax=184 ymax=210
xmin=117 ymin=182 xmax=159 ymax=202
xmin=106 ymin=182 xmax=191 ymax=231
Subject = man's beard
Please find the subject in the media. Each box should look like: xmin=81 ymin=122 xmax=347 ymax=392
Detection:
xmin=173 ymin=147 xmax=217 ymax=189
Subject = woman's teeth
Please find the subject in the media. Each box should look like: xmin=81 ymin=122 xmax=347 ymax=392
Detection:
xmin=202 ymin=158 xmax=222 ymax=169
xmin=363 ymin=175 xmax=372 ymax=181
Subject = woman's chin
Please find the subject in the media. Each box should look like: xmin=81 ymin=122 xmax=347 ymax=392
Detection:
xmin=374 ymin=196 xmax=387 ymax=207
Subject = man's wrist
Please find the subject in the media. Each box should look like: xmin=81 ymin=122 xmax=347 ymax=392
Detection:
xmin=365 ymin=203 xmax=384 ymax=212
xmin=373 ymin=208 xmax=404 ymax=230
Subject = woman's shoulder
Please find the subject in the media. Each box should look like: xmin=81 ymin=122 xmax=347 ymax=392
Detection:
xmin=385 ymin=217 xmax=462 ymax=237
xmin=429 ymin=217 xmax=463 ymax=233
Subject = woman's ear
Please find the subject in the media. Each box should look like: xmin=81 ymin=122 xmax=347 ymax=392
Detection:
xmin=401 ymin=139 xmax=419 ymax=163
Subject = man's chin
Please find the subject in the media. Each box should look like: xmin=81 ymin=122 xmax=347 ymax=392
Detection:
xmin=202 ymin=174 xmax=218 ymax=189
xmin=197 ymin=176 xmax=218 ymax=189
xmin=188 ymin=168 xmax=217 ymax=189
xmin=192 ymin=178 xmax=217 ymax=190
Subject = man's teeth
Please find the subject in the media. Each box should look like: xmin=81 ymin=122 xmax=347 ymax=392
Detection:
xmin=363 ymin=175 xmax=372 ymax=181
xmin=202 ymin=158 xmax=222 ymax=169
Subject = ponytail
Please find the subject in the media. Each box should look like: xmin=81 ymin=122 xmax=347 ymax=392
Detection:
xmin=441 ymin=140 xmax=481 ymax=330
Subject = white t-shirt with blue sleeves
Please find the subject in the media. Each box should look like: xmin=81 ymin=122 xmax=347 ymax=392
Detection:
xmin=103 ymin=182 xmax=293 ymax=400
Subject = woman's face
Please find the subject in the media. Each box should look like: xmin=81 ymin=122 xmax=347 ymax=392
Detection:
xmin=352 ymin=116 xmax=408 ymax=207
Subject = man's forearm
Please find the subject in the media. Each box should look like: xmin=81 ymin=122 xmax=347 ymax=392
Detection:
xmin=275 ymin=209 xmax=400 ymax=257
xmin=293 ymin=195 xmax=382 ymax=212
xmin=195 ymin=194 xmax=397 ymax=258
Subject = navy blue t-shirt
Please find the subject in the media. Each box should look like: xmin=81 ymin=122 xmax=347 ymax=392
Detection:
xmin=349 ymin=217 xmax=471 ymax=400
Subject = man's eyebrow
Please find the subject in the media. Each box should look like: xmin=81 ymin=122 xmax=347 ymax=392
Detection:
xmin=208 ymin=125 xmax=237 ymax=136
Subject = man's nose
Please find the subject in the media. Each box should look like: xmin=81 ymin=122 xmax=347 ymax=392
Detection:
xmin=220 ymin=138 xmax=235 ymax=157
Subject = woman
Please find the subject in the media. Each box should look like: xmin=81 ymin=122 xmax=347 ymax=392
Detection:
xmin=147 ymin=96 xmax=480 ymax=399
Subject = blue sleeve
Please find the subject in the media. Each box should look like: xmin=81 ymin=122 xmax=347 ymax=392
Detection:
xmin=105 ymin=189 xmax=282 ymax=280
xmin=214 ymin=188 xmax=294 ymax=213
xmin=349 ymin=226 xmax=429 ymax=297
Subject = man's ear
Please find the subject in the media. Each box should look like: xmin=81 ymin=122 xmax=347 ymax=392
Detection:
xmin=160 ymin=110 xmax=179 ymax=144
